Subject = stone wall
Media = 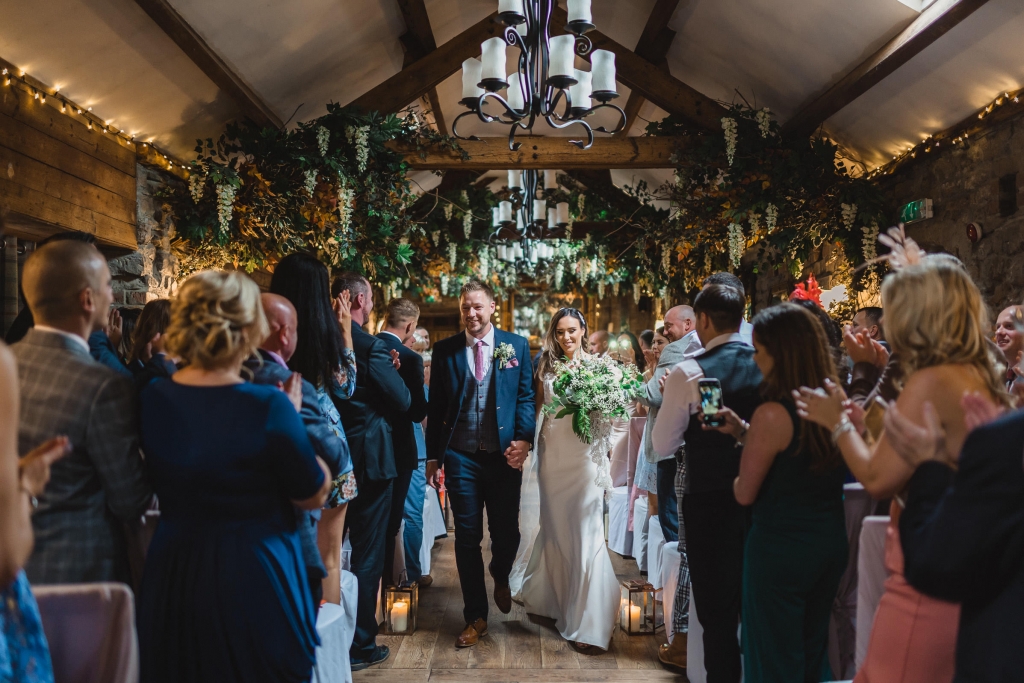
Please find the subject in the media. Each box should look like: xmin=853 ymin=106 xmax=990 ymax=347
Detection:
xmin=108 ymin=164 xmax=178 ymax=307
xmin=884 ymin=112 xmax=1024 ymax=311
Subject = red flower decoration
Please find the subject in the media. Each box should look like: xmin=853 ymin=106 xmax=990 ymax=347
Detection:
xmin=789 ymin=273 xmax=823 ymax=308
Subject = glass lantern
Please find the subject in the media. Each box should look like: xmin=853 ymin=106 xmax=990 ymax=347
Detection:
xmin=619 ymin=579 xmax=662 ymax=635
xmin=382 ymin=574 xmax=418 ymax=635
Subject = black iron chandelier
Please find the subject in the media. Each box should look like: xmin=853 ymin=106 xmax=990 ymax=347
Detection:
xmin=454 ymin=0 xmax=626 ymax=150
xmin=489 ymin=169 xmax=568 ymax=263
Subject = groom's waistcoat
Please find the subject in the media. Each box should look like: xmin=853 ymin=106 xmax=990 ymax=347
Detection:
xmin=449 ymin=358 xmax=500 ymax=453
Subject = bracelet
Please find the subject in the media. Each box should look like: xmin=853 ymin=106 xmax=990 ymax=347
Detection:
xmin=831 ymin=416 xmax=857 ymax=444
xmin=735 ymin=420 xmax=750 ymax=447
xmin=21 ymin=486 xmax=38 ymax=511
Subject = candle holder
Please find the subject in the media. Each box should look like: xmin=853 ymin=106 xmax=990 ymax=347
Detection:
xmin=382 ymin=574 xmax=418 ymax=635
xmin=619 ymin=580 xmax=662 ymax=635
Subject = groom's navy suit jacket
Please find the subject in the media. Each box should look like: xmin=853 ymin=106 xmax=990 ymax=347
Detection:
xmin=426 ymin=327 xmax=536 ymax=465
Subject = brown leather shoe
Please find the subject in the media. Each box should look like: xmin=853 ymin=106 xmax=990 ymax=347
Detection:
xmin=417 ymin=574 xmax=433 ymax=588
xmin=488 ymin=564 xmax=512 ymax=614
xmin=456 ymin=618 xmax=488 ymax=648
xmin=658 ymin=633 xmax=687 ymax=670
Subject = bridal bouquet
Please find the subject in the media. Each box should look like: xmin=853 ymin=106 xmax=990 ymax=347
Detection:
xmin=544 ymin=354 xmax=643 ymax=488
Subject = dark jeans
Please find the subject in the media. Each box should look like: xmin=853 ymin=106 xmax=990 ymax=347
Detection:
xmin=346 ymin=476 xmax=393 ymax=661
xmin=444 ymin=447 xmax=523 ymax=624
xmin=382 ymin=468 xmax=414 ymax=587
xmin=657 ymin=457 xmax=679 ymax=542
xmin=683 ymin=490 xmax=747 ymax=683
xmin=402 ymin=459 xmax=427 ymax=580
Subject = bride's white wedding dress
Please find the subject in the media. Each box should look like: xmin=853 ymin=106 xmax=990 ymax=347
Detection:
xmin=518 ymin=375 xmax=620 ymax=648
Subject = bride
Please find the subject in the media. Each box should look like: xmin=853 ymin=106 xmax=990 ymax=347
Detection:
xmin=518 ymin=307 xmax=620 ymax=651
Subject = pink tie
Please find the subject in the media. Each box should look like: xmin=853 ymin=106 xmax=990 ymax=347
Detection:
xmin=474 ymin=340 xmax=486 ymax=381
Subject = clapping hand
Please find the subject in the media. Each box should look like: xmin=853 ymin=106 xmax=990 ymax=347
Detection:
xmin=107 ymin=309 xmax=123 ymax=351
xmin=278 ymin=372 xmax=304 ymax=412
xmin=794 ymin=378 xmax=848 ymax=431
xmin=390 ymin=349 xmax=401 ymax=370
xmin=961 ymin=390 xmax=1004 ymax=432
xmin=20 ymin=436 xmax=72 ymax=498
xmin=843 ymin=327 xmax=888 ymax=370
xmin=333 ymin=290 xmax=354 ymax=348
xmin=504 ymin=440 xmax=530 ymax=470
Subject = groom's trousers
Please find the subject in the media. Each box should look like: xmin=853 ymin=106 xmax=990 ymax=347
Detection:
xmin=444 ymin=447 xmax=523 ymax=624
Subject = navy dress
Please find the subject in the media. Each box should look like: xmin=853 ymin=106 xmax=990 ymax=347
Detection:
xmin=138 ymin=381 xmax=325 ymax=683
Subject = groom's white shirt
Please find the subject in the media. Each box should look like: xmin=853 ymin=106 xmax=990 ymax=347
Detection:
xmin=464 ymin=324 xmax=495 ymax=377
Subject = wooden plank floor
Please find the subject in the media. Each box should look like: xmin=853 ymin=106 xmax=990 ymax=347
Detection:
xmin=354 ymin=521 xmax=684 ymax=683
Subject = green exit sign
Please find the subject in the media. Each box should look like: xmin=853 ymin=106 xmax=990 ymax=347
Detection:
xmin=899 ymin=198 xmax=933 ymax=224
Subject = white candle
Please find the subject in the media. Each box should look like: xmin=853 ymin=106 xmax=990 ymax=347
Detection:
xmin=516 ymin=212 xmax=525 ymax=233
xmin=547 ymin=207 xmax=557 ymax=229
xmin=507 ymin=72 xmax=525 ymax=112
xmin=508 ymin=169 xmax=522 ymax=190
xmin=549 ymin=35 xmax=576 ymax=79
xmin=556 ymin=201 xmax=570 ymax=225
xmin=569 ymin=68 xmax=592 ymax=109
xmin=492 ymin=206 xmax=500 ymax=227
xmin=533 ymin=199 xmax=547 ymax=221
xmin=497 ymin=244 xmax=508 ymax=261
xmin=499 ymin=200 xmax=513 ymax=223
xmin=391 ymin=601 xmax=409 ymax=632
xmin=461 ymin=58 xmax=484 ymax=99
xmin=513 ymin=242 xmax=524 ymax=259
xmin=481 ymin=37 xmax=508 ymax=83
xmin=544 ymin=170 xmax=557 ymax=189
xmin=498 ymin=0 xmax=524 ymax=15
xmin=591 ymin=50 xmax=616 ymax=93
xmin=567 ymin=0 xmax=592 ymax=23
xmin=629 ymin=604 xmax=641 ymax=632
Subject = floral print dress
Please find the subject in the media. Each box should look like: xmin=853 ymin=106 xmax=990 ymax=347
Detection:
xmin=322 ymin=347 xmax=359 ymax=507
xmin=0 ymin=572 xmax=53 ymax=683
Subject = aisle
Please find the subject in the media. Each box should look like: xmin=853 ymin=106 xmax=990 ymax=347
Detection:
xmin=354 ymin=519 xmax=683 ymax=683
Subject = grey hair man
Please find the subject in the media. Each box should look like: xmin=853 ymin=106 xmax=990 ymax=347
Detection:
xmin=12 ymin=240 xmax=153 ymax=584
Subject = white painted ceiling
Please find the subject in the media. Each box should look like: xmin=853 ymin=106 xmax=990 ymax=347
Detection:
xmin=1 ymin=0 xmax=1022 ymax=173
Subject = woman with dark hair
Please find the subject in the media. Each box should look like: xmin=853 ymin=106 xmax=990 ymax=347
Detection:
xmin=519 ymin=307 xmax=620 ymax=651
xmin=791 ymin=299 xmax=846 ymax=374
xmin=117 ymin=307 xmax=142 ymax=363
xmin=128 ymin=300 xmax=177 ymax=388
xmin=270 ymin=252 xmax=358 ymax=605
xmin=706 ymin=303 xmax=848 ymax=682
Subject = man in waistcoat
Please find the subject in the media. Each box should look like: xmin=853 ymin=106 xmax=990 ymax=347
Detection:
xmin=653 ymin=284 xmax=763 ymax=682
xmin=426 ymin=279 xmax=535 ymax=648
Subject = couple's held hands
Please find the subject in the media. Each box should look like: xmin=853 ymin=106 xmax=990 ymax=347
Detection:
xmin=21 ymin=436 xmax=72 ymax=499
xmin=426 ymin=460 xmax=441 ymax=489
xmin=504 ymin=440 xmax=530 ymax=470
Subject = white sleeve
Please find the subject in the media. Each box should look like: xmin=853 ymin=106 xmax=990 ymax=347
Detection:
xmin=651 ymin=361 xmax=701 ymax=459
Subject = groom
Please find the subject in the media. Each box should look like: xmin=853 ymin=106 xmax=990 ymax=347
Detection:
xmin=426 ymin=279 xmax=535 ymax=648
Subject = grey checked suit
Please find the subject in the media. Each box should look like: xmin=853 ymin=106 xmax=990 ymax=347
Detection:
xmin=13 ymin=329 xmax=153 ymax=584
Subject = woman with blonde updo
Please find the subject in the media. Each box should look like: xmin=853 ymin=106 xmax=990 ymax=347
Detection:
xmin=137 ymin=270 xmax=330 ymax=683
xmin=797 ymin=254 xmax=1010 ymax=683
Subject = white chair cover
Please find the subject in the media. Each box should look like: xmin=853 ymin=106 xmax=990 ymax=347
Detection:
xmin=631 ymin=496 xmax=650 ymax=571
xmin=606 ymin=486 xmax=633 ymax=556
xmin=314 ymin=569 xmax=358 ymax=683
xmin=33 ymin=582 xmax=139 ymax=683
xmin=855 ymin=516 xmax=890 ymax=668
xmin=660 ymin=541 xmax=680 ymax=642
xmin=648 ymin=515 xmax=666 ymax=590
xmin=828 ymin=482 xmax=876 ymax=680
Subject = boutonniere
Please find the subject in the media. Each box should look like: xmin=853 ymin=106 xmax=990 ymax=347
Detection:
xmin=494 ymin=342 xmax=519 ymax=369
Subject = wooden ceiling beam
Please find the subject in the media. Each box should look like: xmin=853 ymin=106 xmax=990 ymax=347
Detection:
xmin=783 ymin=0 xmax=992 ymax=138
xmin=391 ymin=135 xmax=687 ymax=170
xmin=133 ymin=0 xmax=283 ymax=129
xmin=550 ymin=7 xmax=725 ymax=132
xmin=615 ymin=0 xmax=680 ymax=137
xmin=348 ymin=12 xmax=502 ymax=115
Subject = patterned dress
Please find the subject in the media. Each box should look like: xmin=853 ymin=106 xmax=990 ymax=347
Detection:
xmin=323 ymin=347 xmax=359 ymax=507
xmin=0 ymin=572 xmax=53 ymax=683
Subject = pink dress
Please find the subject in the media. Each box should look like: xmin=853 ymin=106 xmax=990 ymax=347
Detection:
xmin=855 ymin=502 xmax=959 ymax=683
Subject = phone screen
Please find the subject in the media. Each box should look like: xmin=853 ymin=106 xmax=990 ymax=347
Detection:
xmin=698 ymin=379 xmax=724 ymax=427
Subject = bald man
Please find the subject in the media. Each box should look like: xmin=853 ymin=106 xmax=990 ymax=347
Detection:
xmin=12 ymin=240 xmax=153 ymax=584
xmin=243 ymin=293 xmax=351 ymax=613
xmin=589 ymin=330 xmax=611 ymax=356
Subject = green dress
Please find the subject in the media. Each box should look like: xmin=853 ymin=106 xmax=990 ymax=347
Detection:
xmin=742 ymin=401 xmax=847 ymax=683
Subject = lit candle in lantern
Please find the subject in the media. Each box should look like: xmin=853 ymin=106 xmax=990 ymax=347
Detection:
xmin=629 ymin=605 xmax=641 ymax=632
xmin=391 ymin=601 xmax=409 ymax=632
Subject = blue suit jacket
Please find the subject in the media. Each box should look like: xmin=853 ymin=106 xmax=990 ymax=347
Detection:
xmin=426 ymin=327 xmax=535 ymax=465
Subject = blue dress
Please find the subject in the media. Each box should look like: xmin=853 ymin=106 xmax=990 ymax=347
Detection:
xmin=0 ymin=572 xmax=53 ymax=683
xmin=138 ymin=381 xmax=326 ymax=683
